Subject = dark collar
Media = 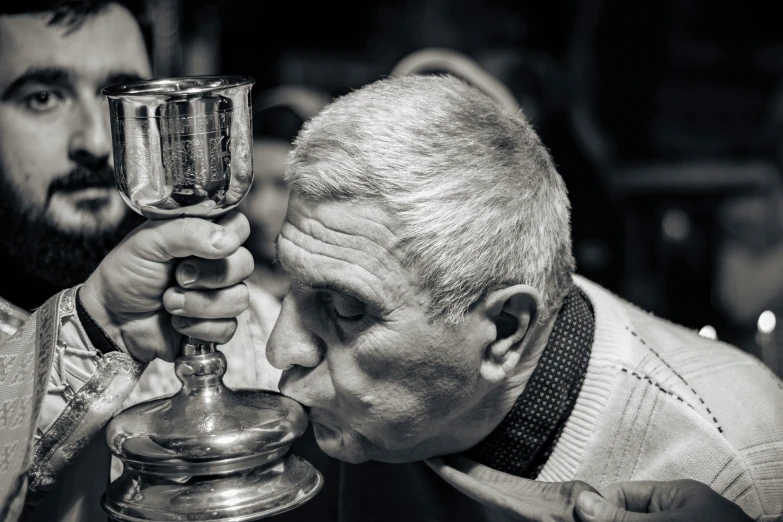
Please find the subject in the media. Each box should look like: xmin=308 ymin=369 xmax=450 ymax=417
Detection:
xmin=463 ymin=285 xmax=594 ymax=479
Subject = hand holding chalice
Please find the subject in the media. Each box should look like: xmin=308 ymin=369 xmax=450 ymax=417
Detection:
xmin=99 ymin=77 xmax=321 ymax=522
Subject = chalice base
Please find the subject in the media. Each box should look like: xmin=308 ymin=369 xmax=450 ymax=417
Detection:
xmin=101 ymin=349 xmax=322 ymax=521
xmin=103 ymin=452 xmax=322 ymax=522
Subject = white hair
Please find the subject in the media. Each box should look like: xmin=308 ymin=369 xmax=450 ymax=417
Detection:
xmin=286 ymin=74 xmax=574 ymax=324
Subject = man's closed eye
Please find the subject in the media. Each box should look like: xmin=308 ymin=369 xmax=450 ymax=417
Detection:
xmin=323 ymin=292 xmax=366 ymax=323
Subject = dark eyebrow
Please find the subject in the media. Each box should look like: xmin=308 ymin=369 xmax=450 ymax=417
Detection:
xmin=100 ymin=72 xmax=147 ymax=93
xmin=1 ymin=67 xmax=70 ymax=101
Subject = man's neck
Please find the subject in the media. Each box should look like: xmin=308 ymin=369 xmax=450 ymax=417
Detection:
xmin=422 ymin=309 xmax=561 ymax=459
xmin=461 ymin=286 xmax=595 ymax=478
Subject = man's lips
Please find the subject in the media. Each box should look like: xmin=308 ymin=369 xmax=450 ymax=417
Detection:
xmin=47 ymin=176 xmax=115 ymax=202
xmin=54 ymin=186 xmax=114 ymax=195
xmin=51 ymin=187 xmax=115 ymax=211
xmin=302 ymin=406 xmax=341 ymax=432
xmin=279 ymin=383 xmax=341 ymax=430
xmin=50 ymin=187 xmax=115 ymax=203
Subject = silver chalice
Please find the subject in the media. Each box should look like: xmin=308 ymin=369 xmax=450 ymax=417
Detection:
xmin=101 ymin=77 xmax=322 ymax=521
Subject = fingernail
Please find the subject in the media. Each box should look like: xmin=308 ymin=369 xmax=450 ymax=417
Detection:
xmin=180 ymin=263 xmax=198 ymax=286
xmin=169 ymin=290 xmax=185 ymax=311
xmin=173 ymin=316 xmax=191 ymax=328
xmin=210 ymin=228 xmax=233 ymax=249
xmin=578 ymin=491 xmax=602 ymax=518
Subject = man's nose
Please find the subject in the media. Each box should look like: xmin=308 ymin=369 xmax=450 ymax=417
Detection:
xmin=267 ymin=294 xmax=326 ymax=370
xmin=69 ymin=97 xmax=112 ymax=168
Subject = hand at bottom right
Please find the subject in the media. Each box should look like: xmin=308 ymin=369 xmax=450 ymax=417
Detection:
xmin=575 ymin=479 xmax=755 ymax=522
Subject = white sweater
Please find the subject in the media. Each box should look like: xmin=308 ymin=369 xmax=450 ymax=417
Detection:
xmin=540 ymin=276 xmax=783 ymax=520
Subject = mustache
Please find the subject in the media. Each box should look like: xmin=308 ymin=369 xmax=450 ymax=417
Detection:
xmin=46 ymin=165 xmax=116 ymax=202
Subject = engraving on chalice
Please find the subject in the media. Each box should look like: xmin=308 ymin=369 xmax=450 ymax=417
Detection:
xmin=102 ymin=77 xmax=322 ymax=522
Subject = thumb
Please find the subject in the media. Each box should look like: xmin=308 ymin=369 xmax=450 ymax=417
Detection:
xmin=576 ymin=491 xmax=648 ymax=522
xmin=136 ymin=217 xmax=243 ymax=262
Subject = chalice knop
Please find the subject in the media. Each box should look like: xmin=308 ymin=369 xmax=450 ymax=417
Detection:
xmin=101 ymin=77 xmax=322 ymax=521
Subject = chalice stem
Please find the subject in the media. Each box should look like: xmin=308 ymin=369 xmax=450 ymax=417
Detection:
xmin=183 ymin=337 xmax=216 ymax=355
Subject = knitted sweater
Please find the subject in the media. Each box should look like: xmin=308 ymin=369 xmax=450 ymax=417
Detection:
xmin=553 ymin=276 xmax=783 ymax=520
xmin=337 ymin=276 xmax=783 ymax=521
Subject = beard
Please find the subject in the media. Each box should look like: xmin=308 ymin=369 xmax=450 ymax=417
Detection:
xmin=0 ymin=164 xmax=145 ymax=288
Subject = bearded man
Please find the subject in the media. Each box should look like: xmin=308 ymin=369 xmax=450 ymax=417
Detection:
xmin=0 ymin=4 xmax=153 ymax=519
xmin=0 ymin=2 xmax=280 ymax=520
xmin=0 ymin=1 xmax=150 ymax=318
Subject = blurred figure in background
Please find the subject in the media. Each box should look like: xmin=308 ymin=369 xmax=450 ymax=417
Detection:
xmin=390 ymin=48 xmax=523 ymax=117
xmin=565 ymin=0 xmax=783 ymax=374
xmin=241 ymin=86 xmax=330 ymax=300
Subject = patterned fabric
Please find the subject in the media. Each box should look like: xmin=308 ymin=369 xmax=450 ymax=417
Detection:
xmin=464 ymin=285 xmax=594 ymax=478
xmin=27 ymin=352 xmax=145 ymax=503
xmin=0 ymin=288 xmax=147 ymax=521
xmin=0 ymin=292 xmax=59 ymax=521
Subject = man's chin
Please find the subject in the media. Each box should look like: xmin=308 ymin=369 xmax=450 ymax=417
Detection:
xmin=0 ymin=186 xmax=144 ymax=288
xmin=311 ymin=421 xmax=373 ymax=464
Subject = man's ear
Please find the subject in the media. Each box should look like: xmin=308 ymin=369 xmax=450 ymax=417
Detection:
xmin=477 ymin=284 xmax=541 ymax=384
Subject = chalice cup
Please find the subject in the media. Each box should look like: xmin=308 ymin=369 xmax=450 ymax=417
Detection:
xmin=101 ymin=77 xmax=322 ymax=521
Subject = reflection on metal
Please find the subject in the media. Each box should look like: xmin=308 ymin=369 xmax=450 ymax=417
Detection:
xmin=105 ymin=76 xmax=255 ymax=219
xmin=102 ymin=77 xmax=321 ymax=520
xmin=102 ymin=347 xmax=322 ymax=521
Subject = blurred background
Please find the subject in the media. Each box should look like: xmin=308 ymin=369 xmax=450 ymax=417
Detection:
xmin=142 ymin=0 xmax=783 ymax=377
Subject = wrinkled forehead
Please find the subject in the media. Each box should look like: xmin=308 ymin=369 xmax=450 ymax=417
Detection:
xmin=278 ymin=195 xmax=420 ymax=313
xmin=0 ymin=5 xmax=151 ymax=90
xmin=282 ymin=195 xmax=404 ymax=256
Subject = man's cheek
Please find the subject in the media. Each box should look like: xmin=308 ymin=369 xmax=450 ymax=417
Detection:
xmin=353 ymin=383 xmax=435 ymax=442
xmin=346 ymin=348 xmax=462 ymax=415
xmin=0 ymin=118 xmax=63 ymax=207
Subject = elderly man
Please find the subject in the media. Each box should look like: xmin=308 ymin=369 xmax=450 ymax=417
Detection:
xmin=1 ymin=74 xmax=781 ymax=522
xmin=264 ymin=74 xmax=783 ymax=521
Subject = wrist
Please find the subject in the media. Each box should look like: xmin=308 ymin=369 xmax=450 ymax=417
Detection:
xmin=78 ymin=277 xmax=129 ymax=356
xmin=75 ymin=288 xmax=122 ymax=356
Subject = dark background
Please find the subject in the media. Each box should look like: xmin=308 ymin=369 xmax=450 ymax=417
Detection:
xmin=147 ymin=0 xmax=783 ymax=374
